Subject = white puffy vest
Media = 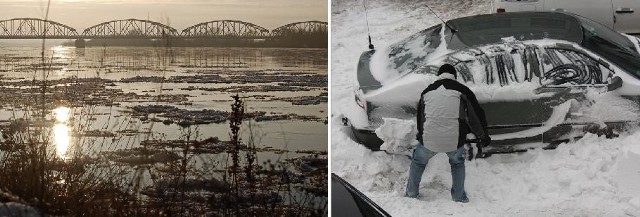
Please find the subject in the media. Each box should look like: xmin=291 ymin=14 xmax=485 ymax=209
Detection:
xmin=421 ymin=85 xmax=461 ymax=153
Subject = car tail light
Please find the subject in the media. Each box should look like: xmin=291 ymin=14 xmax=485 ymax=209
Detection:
xmin=497 ymin=8 xmax=506 ymax=13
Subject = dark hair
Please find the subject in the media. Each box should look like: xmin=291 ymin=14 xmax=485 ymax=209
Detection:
xmin=437 ymin=64 xmax=457 ymax=78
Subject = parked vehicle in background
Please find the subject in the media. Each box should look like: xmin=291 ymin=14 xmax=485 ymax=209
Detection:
xmin=493 ymin=0 xmax=640 ymax=35
xmin=331 ymin=173 xmax=391 ymax=217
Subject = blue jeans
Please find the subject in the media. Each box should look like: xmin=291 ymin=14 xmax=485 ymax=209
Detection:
xmin=405 ymin=143 xmax=469 ymax=203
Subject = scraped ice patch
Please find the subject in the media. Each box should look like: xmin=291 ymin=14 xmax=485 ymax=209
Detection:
xmin=376 ymin=118 xmax=418 ymax=155
xmin=491 ymin=100 xmax=573 ymax=140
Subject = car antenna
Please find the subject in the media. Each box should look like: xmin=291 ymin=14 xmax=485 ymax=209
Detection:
xmin=424 ymin=3 xmax=457 ymax=34
xmin=363 ymin=0 xmax=374 ymax=50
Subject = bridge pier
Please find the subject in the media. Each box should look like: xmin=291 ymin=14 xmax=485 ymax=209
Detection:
xmin=75 ymin=39 xmax=85 ymax=48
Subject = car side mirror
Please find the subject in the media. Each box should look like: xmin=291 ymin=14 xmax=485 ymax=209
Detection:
xmin=607 ymin=76 xmax=623 ymax=91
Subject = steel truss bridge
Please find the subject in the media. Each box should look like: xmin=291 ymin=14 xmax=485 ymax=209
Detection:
xmin=0 ymin=18 xmax=327 ymax=40
xmin=271 ymin=21 xmax=327 ymax=38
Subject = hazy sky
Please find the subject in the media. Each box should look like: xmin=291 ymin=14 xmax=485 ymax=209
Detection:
xmin=0 ymin=0 xmax=327 ymax=31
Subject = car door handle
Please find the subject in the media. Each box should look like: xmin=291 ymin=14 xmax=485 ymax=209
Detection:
xmin=616 ymin=8 xmax=634 ymax=13
xmin=551 ymin=8 xmax=566 ymax=12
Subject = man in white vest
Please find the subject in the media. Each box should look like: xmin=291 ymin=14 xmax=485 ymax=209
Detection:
xmin=405 ymin=64 xmax=490 ymax=203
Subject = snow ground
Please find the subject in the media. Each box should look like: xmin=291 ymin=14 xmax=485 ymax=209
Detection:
xmin=331 ymin=0 xmax=640 ymax=216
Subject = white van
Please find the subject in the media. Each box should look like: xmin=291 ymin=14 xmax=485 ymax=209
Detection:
xmin=493 ymin=0 xmax=640 ymax=34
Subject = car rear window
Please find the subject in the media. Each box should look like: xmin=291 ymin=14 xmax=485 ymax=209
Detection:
xmin=448 ymin=12 xmax=583 ymax=48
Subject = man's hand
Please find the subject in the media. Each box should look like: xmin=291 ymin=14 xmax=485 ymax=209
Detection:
xmin=481 ymin=136 xmax=492 ymax=147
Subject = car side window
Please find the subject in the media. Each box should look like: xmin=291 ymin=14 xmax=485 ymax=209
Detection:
xmin=540 ymin=48 xmax=613 ymax=85
xmin=423 ymin=44 xmax=613 ymax=87
xmin=455 ymin=46 xmax=533 ymax=86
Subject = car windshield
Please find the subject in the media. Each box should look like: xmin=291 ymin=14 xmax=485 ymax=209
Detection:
xmin=577 ymin=16 xmax=640 ymax=79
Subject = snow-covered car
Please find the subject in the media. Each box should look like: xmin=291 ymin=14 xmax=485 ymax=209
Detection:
xmin=331 ymin=173 xmax=391 ymax=217
xmin=493 ymin=0 xmax=640 ymax=35
xmin=343 ymin=12 xmax=640 ymax=152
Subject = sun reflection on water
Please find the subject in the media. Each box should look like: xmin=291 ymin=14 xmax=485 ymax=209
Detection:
xmin=53 ymin=106 xmax=71 ymax=122
xmin=54 ymin=123 xmax=71 ymax=159
xmin=52 ymin=106 xmax=71 ymax=159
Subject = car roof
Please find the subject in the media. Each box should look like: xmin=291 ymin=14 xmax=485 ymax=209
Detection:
xmin=447 ymin=12 xmax=583 ymax=47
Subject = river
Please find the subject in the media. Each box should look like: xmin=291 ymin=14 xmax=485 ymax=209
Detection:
xmin=0 ymin=41 xmax=327 ymax=164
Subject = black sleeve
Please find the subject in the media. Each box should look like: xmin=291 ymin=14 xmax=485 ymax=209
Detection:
xmin=458 ymin=84 xmax=489 ymax=135
xmin=460 ymin=94 xmax=487 ymax=139
xmin=416 ymin=96 xmax=424 ymax=141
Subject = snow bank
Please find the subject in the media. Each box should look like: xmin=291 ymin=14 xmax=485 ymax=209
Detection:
xmin=332 ymin=117 xmax=640 ymax=216
xmin=331 ymin=118 xmax=412 ymax=193
xmin=375 ymin=118 xmax=418 ymax=155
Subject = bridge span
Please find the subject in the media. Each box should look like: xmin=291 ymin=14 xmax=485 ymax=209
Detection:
xmin=0 ymin=18 xmax=327 ymax=47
